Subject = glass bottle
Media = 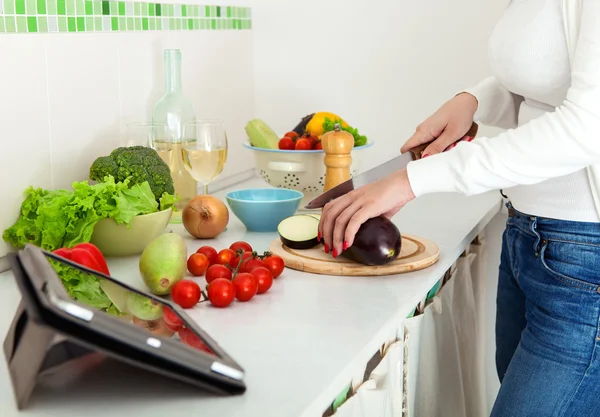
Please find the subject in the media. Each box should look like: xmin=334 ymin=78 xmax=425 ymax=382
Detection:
xmin=152 ymin=49 xmax=197 ymax=221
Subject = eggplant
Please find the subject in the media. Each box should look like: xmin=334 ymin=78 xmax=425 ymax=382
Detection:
xmin=292 ymin=113 xmax=315 ymax=135
xmin=341 ymin=216 xmax=401 ymax=266
xmin=278 ymin=215 xmax=320 ymax=250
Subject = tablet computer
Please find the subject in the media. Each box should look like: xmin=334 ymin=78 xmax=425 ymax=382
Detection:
xmin=7 ymin=244 xmax=246 ymax=399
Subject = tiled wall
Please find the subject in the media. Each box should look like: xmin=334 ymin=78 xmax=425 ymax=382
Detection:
xmin=0 ymin=1 xmax=255 ymax=260
xmin=0 ymin=0 xmax=252 ymax=33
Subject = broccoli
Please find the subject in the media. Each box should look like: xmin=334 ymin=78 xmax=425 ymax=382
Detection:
xmin=89 ymin=146 xmax=175 ymax=201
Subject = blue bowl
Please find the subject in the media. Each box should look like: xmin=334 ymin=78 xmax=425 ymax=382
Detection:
xmin=225 ymin=188 xmax=304 ymax=232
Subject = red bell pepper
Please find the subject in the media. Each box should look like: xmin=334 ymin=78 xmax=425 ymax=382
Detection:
xmin=53 ymin=243 xmax=110 ymax=276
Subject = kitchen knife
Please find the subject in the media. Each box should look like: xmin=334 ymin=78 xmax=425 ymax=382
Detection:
xmin=304 ymin=122 xmax=478 ymax=209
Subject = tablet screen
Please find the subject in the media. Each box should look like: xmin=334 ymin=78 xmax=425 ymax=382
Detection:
xmin=44 ymin=253 xmax=219 ymax=358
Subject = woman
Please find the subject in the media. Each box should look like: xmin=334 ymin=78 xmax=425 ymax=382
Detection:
xmin=319 ymin=1 xmax=600 ymax=415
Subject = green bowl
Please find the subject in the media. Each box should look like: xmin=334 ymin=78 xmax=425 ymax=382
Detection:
xmin=90 ymin=208 xmax=173 ymax=257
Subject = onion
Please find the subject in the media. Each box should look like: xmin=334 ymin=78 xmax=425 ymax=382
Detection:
xmin=182 ymin=195 xmax=229 ymax=239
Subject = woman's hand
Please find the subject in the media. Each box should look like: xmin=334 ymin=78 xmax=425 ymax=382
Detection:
xmin=318 ymin=169 xmax=415 ymax=257
xmin=401 ymin=92 xmax=478 ymax=157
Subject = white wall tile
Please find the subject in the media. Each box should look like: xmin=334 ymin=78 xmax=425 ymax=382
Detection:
xmin=0 ymin=35 xmax=51 ymax=258
xmin=118 ymin=31 xmax=163 ymax=131
xmin=46 ymin=33 xmax=121 ymax=190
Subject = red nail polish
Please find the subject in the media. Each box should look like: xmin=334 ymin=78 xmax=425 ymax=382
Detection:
xmin=324 ymin=244 xmax=329 ymax=254
xmin=466 ymin=136 xmax=474 ymax=142
xmin=422 ymin=153 xmax=430 ymax=158
xmin=318 ymin=231 xmax=322 ymax=241
xmin=332 ymin=248 xmax=338 ymax=258
xmin=343 ymin=241 xmax=349 ymax=250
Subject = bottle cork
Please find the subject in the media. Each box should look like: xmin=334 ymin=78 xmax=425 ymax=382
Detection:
xmin=322 ymin=124 xmax=354 ymax=192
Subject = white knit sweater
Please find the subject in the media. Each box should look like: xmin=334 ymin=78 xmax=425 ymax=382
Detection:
xmin=406 ymin=0 xmax=600 ymax=222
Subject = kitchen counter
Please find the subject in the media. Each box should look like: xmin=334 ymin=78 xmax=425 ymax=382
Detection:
xmin=0 ymin=177 xmax=503 ymax=417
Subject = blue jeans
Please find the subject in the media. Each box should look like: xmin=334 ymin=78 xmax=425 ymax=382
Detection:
xmin=491 ymin=202 xmax=600 ymax=416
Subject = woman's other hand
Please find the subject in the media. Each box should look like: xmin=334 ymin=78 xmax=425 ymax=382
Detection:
xmin=401 ymin=92 xmax=478 ymax=157
xmin=318 ymin=169 xmax=416 ymax=257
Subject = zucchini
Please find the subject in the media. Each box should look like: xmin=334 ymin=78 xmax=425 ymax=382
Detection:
xmin=245 ymin=119 xmax=280 ymax=149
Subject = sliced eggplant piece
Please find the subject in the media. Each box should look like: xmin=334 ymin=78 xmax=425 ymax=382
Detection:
xmin=278 ymin=215 xmax=320 ymax=250
xmin=341 ymin=215 xmax=402 ymax=266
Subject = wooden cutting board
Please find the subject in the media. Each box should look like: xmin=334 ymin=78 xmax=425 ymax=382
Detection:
xmin=268 ymin=234 xmax=439 ymax=276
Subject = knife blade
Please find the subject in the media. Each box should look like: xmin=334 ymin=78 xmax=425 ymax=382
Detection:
xmin=304 ymin=122 xmax=479 ymax=209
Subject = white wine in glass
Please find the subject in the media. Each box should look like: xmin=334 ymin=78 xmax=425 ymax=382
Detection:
xmin=181 ymin=120 xmax=228 ymax=194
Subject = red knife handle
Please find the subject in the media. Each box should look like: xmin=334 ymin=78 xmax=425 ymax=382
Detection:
xmin=409 ymin=122 xmax=479 ymax=161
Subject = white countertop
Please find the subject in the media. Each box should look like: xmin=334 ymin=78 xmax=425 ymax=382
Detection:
xmin=0 ymin=177 xmax=502 ymax=417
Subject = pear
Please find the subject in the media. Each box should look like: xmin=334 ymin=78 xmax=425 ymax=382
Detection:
xmin=139 ymin=233 xmax=187 ymax=295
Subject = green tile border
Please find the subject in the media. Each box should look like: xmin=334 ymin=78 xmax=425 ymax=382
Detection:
xmin=0 ymin=1 xmax=251 ymax=33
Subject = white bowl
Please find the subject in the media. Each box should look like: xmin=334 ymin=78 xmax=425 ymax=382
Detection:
xmin=244 ymin=142 xmax=374 ymax=210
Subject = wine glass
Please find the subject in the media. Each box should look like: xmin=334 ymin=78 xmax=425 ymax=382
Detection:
xmin=181 ymin=120 xmax=228 ymax=195
xmin=124 ymin=122 xmax=170 ymax=149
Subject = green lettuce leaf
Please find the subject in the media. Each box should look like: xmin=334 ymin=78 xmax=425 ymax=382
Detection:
xmin=322 ymin=117 xmax=368 ymax=147
xmin=2 ymin=176 xmax=173 ymax=251
xmin=159 ymin=192 xmax=178 ymax=211
xmin=50 ymin=260 xmax=115 ymax=312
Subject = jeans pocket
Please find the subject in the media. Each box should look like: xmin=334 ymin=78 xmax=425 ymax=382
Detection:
xmin=539 ymin=239 xmax=600 ymax=293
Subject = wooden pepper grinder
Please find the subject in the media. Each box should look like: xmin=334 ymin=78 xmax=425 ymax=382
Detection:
xmin=322 ymin=123 xmax=355 ymax=192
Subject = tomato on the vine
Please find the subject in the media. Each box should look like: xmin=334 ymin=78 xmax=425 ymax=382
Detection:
xmin=163 ymin=307 xmax=184 ymax=332
xmin=241 ymin=257 xmax=265 ymax=274
xmin=232 ymin=273 xmax=258 ymax=302
xmin=278 ymin=137 xmax=295 ymax=150
xmin=251 ymin=267 xmax=273 ymax=294
xmin=187 ymin=253 xmax=209 ymax=276
xmin=205 ymin=264 xmax=232 ymax=284
xmin=233 ymin=251 xmax=253 ymax=270
xmin=262 ymin=254 xmax=285 ymax=278
xmin=216 ymin=248 xmax=236 ymax=266
xmin=171 ymin=280 xmax=201 ymax=309
xmin=196 ymin=246 xmax=218 ymax=265
xmin=284 ymin=131 xmax=299 ymax=140
xmin=207 ymin=278 xmax=236 ymax=308
xmin=295 ymin=138 xmax=312 ymax=150
xmin=230 ymin=241 xmax=253 ymax=253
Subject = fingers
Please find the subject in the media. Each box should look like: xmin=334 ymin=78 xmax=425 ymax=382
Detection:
xmin=331 ymin=202 xmax=362 ymax=256
xmin=344 ymin=207 xmax=372 ymax=249
xmin=420 ymin=126 xmax=462 ymax=157
xmin=319 ymin=196 xmax=353 ymax=254
xmin=400 ymin=123 xmax=436 ymax=154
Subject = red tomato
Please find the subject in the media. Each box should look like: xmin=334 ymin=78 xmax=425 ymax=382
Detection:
xmin=279 ymin=137 xmax=295 ymax=150
xmin=232 ymin=251 xmax=253 ymax=271
xmin=252 ymin=267 xmax=273 ymax=294
xmin=295 ymin=138 xmax=312 ymax=150
xmin=207 ymin=278 xmax=236 ymax=308
xmin=216 ymin=248 xmax=236 ymax=267
xmin=284 ymin=131 xmax=299 ymax=140
xmin=171 ymin=280 xmax=201 ymax=309
xmin=303 ymin=133 xmax=318 ymax=148
xmin=241 ymin=258 xmax=265 ymax=273
xmin=196 ymin=246 xmax=218 ymax=265
xmin=179 ymin=327 xmax=212 ymax=353
xmin=232 ymin=273 xmax=258 ymax=302
xmin=205 ymin=264 xmax=233 ymax=284
xmin=162 ymin=307 xmax=184 ymax=331
xmin=263 ymin=254 xmax=285 ymax=278
xmin=187 ymin=253 xmax=209 ymax=276
xmin=313 ymin=141 xmax=323 ymax=150
xmin=230 ymin=241 xmax=253 ymax=253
